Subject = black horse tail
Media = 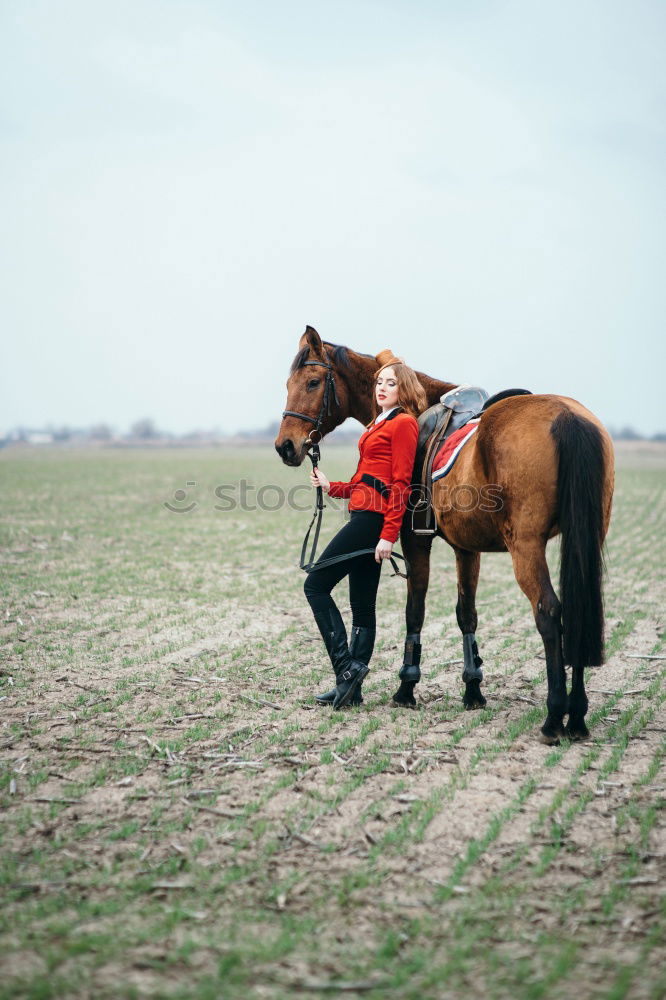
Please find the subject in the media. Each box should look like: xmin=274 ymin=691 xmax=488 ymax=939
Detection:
xmin=551 ymin=409 xmax=607 ymax=670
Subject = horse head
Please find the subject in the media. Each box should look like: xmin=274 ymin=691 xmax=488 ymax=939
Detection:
xmin=275 ymin=326 xmax=453 ymax=466
xmin=275 ymin=326 xmax=372 ymax=466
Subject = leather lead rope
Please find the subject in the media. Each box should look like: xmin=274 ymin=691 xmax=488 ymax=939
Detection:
xmin=300 ymin=437 xmax=325 ymax=570
xmin=284 ymin=353 xmax=409 ymax=578
xmin=299 ymin=435 xmax=410 ymax=580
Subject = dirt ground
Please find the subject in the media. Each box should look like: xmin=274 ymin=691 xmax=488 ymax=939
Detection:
xmin=0 ymin=444 xmax=664 ymax=999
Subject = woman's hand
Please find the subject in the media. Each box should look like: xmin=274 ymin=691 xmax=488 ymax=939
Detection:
xmin=310 ymin=468 xmax=330 ymax=493
xmin=375 ymin=537 xmax=393 ymax=563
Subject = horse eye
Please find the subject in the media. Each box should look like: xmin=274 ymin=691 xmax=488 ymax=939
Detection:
xmin=307 ymin=379 xmax=320 ymax=390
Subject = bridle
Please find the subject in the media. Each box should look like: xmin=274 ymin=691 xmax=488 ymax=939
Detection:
xmin=282 ymin=358 xmax=341 ymax=444
xmin=283 ymin=356 xmax=409 ymax=579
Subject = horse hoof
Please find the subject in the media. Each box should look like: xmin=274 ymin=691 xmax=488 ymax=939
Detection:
xmin=392 ymin=689 xmax=417 ymax=709
xmin=463 ymin=695 xmax=486 ymax=710
xmin=392 ymin=696 xmax=417 ymax=709
xmin=538 ymin=727 xmax=563 ymax=746
xmin=564 ymin=722 xmax=590 ymax=742
xmin=463 ymin=679 xmax=486 ymax=711
xmin=462 ymin=683 xmax=487 ymax=710
xmin=392 ymin=680 xmax=417 ymax=709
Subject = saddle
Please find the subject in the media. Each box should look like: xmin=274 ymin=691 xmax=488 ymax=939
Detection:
xmin=411 ymin=386 xmax=532 ymax=535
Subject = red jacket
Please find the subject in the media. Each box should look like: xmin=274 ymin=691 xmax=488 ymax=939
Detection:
xmin=328 ymin=407 xmax=419 ymax=544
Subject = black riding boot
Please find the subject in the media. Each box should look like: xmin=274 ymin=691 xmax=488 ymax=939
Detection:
xmin=315 ymin=623 xmax=375 ymax=707
xmin=311 ymin=601 xmax=353 ymax=705
xmin=333 ymin=625 xmax=375 ymax=710
xmin=310 ymin=603 xmax=368 ymax=709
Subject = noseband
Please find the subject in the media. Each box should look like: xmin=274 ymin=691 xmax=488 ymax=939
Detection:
xmin=282 ymin=359 xmax=340 ymax=442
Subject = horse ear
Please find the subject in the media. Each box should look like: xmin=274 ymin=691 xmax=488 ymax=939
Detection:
xmin=375 ymin=349 xmax=395 ymax=367
xmin=299 ymin=325 xmax=324 ymax=357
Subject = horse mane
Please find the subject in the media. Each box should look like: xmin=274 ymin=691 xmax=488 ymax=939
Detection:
xmin=289 ymin=342 xmax=374 ymax=374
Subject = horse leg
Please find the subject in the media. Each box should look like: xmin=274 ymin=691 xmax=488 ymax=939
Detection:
xmin=509 ymin=541 xmax=567 ymax=745
xmin=454 ymin=549 xmax=486 ymax=709
xmin=566 ymin=667 xmax=590 ymax=741
xmin=392 ymin=531 xmax=433 ymax=709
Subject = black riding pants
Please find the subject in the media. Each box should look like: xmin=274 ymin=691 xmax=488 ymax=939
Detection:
xmin=303 ymin=510 xmax=384 ymax=628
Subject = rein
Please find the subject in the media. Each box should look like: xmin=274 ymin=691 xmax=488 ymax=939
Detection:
xmin=299 ymin=441 xmax=409 ymax=579
xmin=284 ymin=358 xmax=409 ymax=579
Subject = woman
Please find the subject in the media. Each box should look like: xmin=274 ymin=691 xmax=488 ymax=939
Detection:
xmin=304 ymin=356 xmax=426 ymax=709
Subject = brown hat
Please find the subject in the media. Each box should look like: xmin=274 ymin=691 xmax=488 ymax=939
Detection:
xmin=374 ymin=349 xmax=405 ymax=373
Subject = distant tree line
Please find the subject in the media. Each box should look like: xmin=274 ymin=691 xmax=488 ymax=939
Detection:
xmin=1 ymin=421 xmax=664 ymax=447
xmin=609 ymin=426 xmax=666 ymax=442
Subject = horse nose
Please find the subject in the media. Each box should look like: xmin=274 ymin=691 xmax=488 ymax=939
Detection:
xmin=276 ymin=439 xmax=295 ymax=463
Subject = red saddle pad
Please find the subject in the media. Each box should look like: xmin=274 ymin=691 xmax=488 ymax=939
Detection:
xmin=431 ymin=419 xmax=480 ymax=481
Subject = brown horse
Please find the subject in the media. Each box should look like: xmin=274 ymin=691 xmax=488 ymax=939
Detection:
xmin=275 ymin=326 xmax=614 ymax=744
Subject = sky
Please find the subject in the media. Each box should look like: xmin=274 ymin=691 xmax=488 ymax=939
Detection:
xmin=1 ymin=0 xmax=665 ymax=436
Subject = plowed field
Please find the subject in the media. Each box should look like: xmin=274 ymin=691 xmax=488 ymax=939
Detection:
xmin=1 ymin=443 xmax=664 ymax=1000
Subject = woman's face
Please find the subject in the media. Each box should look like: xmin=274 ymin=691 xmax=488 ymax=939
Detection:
xmin=375 ymin=367 xmax=399 ymax=411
